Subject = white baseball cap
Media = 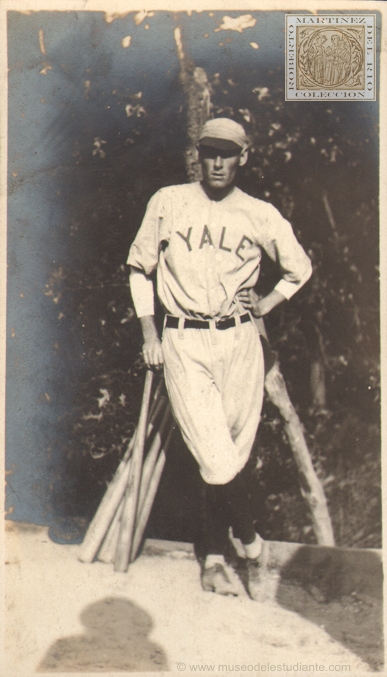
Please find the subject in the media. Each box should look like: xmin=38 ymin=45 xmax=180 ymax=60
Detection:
xmin=198 ymin=118 xmax=248 ymax=151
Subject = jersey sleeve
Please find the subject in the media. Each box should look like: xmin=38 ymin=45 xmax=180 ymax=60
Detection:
xmin=127 ymin=189 xmax=167 ymax=276
xmin=259 ymin=203 xmax=312 ymax=300
xmin=129 ymin=266 xmax=155 ymax=317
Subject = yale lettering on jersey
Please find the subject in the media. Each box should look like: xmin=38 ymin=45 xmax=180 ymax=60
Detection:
xmin=175 ymin=225 xmax=253 ymax=261
xmin=176 ymin=227 xmax=193 ymax=251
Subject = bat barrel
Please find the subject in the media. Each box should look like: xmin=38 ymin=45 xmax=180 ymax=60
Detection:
xmin=114 ymin=370 xmax=154 ymax=572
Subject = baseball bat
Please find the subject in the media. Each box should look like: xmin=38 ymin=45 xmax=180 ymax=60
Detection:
xmin=114 ymin=369 xmax=154 ymax=572
xmin=130 ymin=425 xmax=175 ymax=562
xmin=97 ymin=398 xmax=169 ymax=564
xmin=79 ymin=372 xmax=162 ymax=563
xmin=136 ymin=404 xmax=171 ymax=520
xmin=97 ymin=497 xmax=125 ymax=563
xmin=147 ymin=376 xmax=164 ymax=423
xmin=79 ymin=441 xmax=135 ymax=563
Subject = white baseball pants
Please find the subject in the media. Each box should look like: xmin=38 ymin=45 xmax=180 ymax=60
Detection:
xmin=162 ymin=317 xmax=265 ymax=485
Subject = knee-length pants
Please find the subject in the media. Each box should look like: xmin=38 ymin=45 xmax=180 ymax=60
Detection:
xmin=162 ymin=318 xmax=264 ymax=485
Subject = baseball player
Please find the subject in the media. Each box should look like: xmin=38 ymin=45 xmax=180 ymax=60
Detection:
xmin=128 ymin=118 xmax=312 ymax=598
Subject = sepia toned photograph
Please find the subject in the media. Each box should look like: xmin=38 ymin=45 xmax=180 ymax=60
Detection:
xmin=2 ymin=1 xmax=384 ymax=674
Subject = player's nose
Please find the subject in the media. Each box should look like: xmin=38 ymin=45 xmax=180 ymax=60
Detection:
xmin=214 ymin=155 xmax=224 ymax=168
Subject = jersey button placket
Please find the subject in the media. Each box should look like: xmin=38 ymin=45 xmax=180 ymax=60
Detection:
xmin=206 ymin=203 xmax=222 ymax=317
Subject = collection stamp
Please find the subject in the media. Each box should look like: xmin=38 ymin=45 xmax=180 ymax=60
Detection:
xmin=286 ymin=14 xmax=376 ymax=100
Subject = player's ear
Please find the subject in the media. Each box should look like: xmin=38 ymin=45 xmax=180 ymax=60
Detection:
xmin=195 ymin=144 xmax=200 ymax=161
xmin=238 ymin=148 xmax=248 ymax=167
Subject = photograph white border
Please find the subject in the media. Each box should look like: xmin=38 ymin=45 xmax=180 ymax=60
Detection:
xmin=1 ymin=1 xmax=386 ymax=675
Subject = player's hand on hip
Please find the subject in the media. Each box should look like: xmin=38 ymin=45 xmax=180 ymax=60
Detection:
xmin=142 ymin=338 xmax=164 ymax=370
xmin=237 ymin=288 xmax=263 ymax=317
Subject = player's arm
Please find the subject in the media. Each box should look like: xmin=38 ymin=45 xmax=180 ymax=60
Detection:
xmin=139 ymin=316 xmax=164 ymax=369
xmin=245 ymin=207 xmax=312 ymax=314
xmin=238 ymin=206 xmax=312 ymax=317
xmin=237 ymin=287 xmax=286 ymax=317
xmin=128 ymin=190 xmax=168 ymax=369
xmin=129 ymin=266 xmax=163 ymax=369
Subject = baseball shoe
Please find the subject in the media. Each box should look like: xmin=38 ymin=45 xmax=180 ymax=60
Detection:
xmin=201 ymin=563 xmax=239 ymax=597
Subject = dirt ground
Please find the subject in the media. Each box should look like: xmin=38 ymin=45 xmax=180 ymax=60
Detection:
xmin=4 ymin=522 xmax=383 ymax=675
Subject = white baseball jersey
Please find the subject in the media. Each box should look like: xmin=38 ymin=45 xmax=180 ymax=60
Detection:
xmin=127 ymin=182 xmax=312 ymax=318
xmin=128 ymin=182 xmax=312 ymax=484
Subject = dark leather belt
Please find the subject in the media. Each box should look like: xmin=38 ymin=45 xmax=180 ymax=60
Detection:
xmin=165 ymin=313 xmax=251 ymax=331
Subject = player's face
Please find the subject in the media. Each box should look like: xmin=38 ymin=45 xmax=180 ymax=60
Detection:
xmin=199 ymin=146 xmax=247 ymax=192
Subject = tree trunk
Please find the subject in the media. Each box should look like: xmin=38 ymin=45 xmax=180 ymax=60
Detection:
xmin=310 ymin=359 xmax=327 ymax=409
xmin=258 ymin=317 xmax=334 ymax=544
xmin=301 ymin=318 xmax=327 ymax=410
xmin=256 ymin=319 xmax=334 ymax=544
xmin=264 ymin=359 xmax=334 ymax=545
xmin=174 ymin=26 xmax=211 ymax=182
xmin=174 ymin=30 xmax=335 ymax=546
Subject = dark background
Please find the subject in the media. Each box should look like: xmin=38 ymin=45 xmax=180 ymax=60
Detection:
xmin=6 ymin=10 xmax=381 ymax=547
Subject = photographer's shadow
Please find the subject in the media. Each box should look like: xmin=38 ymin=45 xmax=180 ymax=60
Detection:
xmin=38 ymin=597 xmax=168 ymax=672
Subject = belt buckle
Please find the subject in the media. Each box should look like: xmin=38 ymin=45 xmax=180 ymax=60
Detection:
xmin=216 ymin=316 xmax=234 ymax=330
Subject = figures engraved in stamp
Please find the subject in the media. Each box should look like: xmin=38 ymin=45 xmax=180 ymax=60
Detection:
xmin=286 ymin=15 xmax=376 ymax=100
xmin=298 ymin=27 xmax=363 ymax=89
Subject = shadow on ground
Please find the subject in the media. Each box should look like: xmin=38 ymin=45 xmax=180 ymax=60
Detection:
xmin=275 ymin=546 xmax=384 ymax=671
xmin=37 ymin=596 xmax=168 ymax=672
